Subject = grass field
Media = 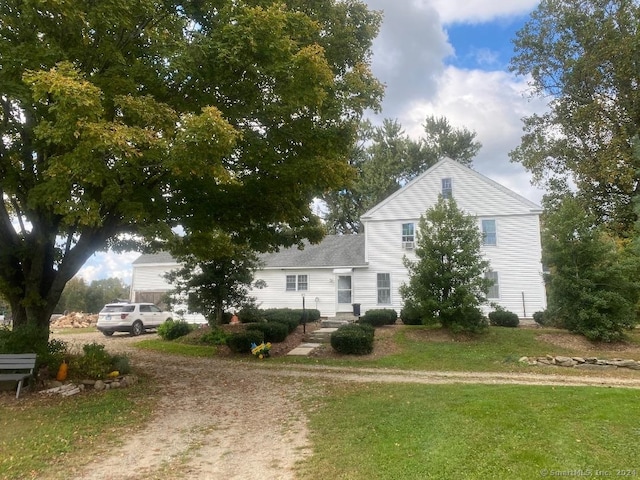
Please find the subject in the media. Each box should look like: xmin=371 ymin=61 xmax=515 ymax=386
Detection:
xmin=297 ymin=382 xmax=640 ymax=479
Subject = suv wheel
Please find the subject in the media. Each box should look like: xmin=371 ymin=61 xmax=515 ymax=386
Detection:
xmin=102 ymin=331 xmax=114 ymax=337
xmin=131 ymin=320 xmax=144 ymax=336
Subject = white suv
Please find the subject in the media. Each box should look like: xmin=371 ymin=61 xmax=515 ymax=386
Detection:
xmin=97 ymin=303 xmax=172 ymax=336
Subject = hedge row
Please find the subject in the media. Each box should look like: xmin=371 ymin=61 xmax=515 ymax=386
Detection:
xmin=246 ymin=322 xmax=289 ymax=343
xmin=358 ymin=308 xmax=398 ymax=327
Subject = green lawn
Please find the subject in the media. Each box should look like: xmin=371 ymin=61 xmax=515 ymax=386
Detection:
xmin=0 ymin=382 xmax=154 ymax=479
xmin=298 ymin=382 xmax=640 ymax=480
xmin=281 ymin=326 xmax=640 ymax=373
xmin=3 ymin=326 xmax=637 ymax=479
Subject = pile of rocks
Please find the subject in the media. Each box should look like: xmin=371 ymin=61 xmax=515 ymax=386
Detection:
xmin=50 ymin=312 xmax=98 ymax=329
xmin=40 ymin=374 xmax=138 ymax=396
xmin=520 ymin=355 xmax=640 ymax=370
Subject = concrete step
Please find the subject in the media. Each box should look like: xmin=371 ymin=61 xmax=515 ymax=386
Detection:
xmin=287 ymin=343 xmax=322 ymax=356
xmin=307 ymin=327 xmax=337 ymax=343
xmin=321 ymin=318 xmax=357 ymax=328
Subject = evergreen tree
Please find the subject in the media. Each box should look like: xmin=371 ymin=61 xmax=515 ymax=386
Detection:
xmin=542 ymin=194 xmax=640 ymax=342
xmin=400 ymin=197 xmax=492 ymax=333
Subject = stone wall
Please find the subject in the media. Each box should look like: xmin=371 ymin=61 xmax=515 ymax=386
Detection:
xmin=520 ymin=355 xmax=640 ymax=371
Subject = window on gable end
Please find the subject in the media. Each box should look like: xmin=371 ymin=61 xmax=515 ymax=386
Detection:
xmin=402 ymin=223 xmax=415 ymax=249
xmin=441 ymin=178 xmax=452 ymax=199
xmin=482 ymin=219 xmax=497 ymax=246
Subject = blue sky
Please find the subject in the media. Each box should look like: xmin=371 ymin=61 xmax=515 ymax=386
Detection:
xmin=77 ymin=0 xmax=547 ymax=284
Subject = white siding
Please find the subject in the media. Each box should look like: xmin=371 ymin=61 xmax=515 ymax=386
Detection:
xmin=251 ymin=268 xmax=348 ymax=317
xmin=363 ymin=160 xmax=540 ymax=221
xmin=131 ymin=263 xmax=179 ymax=300
xmin=359 ymin=158 xmax=546 ymax=318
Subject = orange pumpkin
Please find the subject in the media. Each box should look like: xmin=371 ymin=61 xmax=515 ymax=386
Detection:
xmin=56 ymin=360 xmax=68 ymax=381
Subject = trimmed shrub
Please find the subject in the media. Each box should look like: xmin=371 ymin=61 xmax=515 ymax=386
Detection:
xmin=488 ymin=308 xmax=519 ymax=328
xmin=400 ymin=305 xmax=423 ymax=325
xmin=306 ymin=309 xmax=321 ymax=322
xmin=359 ymin=309 xmax=398 ymax=327
xmin=330 ymin=323 xmax=375 ymax=355
xmin=226 ymin=331 xmax=264 ymax=353
xmin=246 ymin=322 xmax=289 ymax=343
xmin=263 ymin=308 xmax=321 ymax=326
xmin=533 ymin=310 xmax=549 ymax=327
xmin=157 ymin=319 xmax=194 ymax=340
xmin=237 ymin=305 xmax=265 ymax=323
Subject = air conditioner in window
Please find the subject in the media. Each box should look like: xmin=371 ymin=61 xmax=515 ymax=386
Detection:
xmin=402 ymin=241 xmax=415 ymax=250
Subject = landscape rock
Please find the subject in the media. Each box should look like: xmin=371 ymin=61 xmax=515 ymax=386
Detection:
xmin=519 ymin=355 xmax=639 ymax=371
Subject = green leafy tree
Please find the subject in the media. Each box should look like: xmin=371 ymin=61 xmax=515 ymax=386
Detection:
xmin=85 ymin=278 xmax=129 ymax=313
xmin=323 ymin=116 xmax=480 ymax=233
xmin=165 ymin=235 xmax=263 ymax=325
xmin=56 ymin=277 xmax=89 ymax=314
xmin=542 ymin=194 xmax=640 ymax=342
xmin=510 ymin=0 xmax=640 ymax=235
xmin=0 ymin=0 xmax=383 ymax=345
xmin=400 ymin=197 xmax=492 ymax=332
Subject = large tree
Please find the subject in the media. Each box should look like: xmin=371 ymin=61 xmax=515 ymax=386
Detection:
xmin=165 ymin=251 xmax=262 ymax=326
xmin=323 ymin=116 xmax=480 ymax=234
xmin=399 ymin=197 xmax=492 ymax=333
xmin=510 ymin=0 xmax=640 ymax=234
xmin=0 ymin=0 xmax=383 ymax=341
xmin=541 ymin=193 xmax=640 ymax=341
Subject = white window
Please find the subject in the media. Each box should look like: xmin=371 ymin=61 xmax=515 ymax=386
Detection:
xmin=286 ymin=275 xmax=308 ymax=291
xmin=442 ymin=178 xmax=452 ymax=199
xmin=402 ymin=223 xmax=415 ymax=249
xmin=482 ymin=219 xmax=497 ymax=246
xmin=485 ymin=271 xmax=499 ymax=298
xmin=377 ymin=273 xmax=391 ymax=304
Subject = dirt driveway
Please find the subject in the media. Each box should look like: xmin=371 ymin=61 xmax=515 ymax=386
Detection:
xmin=51 ymin=330 xmax=640 ymax=480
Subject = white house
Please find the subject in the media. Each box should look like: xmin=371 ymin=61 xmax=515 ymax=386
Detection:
xmin=130 ymin=158 xmax=547 ymax=318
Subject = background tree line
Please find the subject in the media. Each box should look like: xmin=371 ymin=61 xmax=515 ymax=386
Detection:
xmin=56 ymin=278 xmax=129 ymax=315
xmin=510 ymin=0 xmax=640 ymax=341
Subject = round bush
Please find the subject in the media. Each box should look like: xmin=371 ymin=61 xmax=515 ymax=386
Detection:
xmin=488 ymin=309 xmax=519 ymax=328
xmin=330 ymin=323 xmax=374 ymax=355
xmin=158 ymin=320 xmax=194 ymax=340
xmin=533 ymin=310 xmax=549 ymax=326
xmin=246 ymin=322 xmax=289 ymax=343
xmin=226 ymin=331 xmax=264 ymax=353
xmin=400 ymin=305 xmax=423 ymax=325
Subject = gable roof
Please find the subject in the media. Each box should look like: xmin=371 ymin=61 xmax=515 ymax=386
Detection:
xmin=132 ymin=251 xmax=177 ymax=265
xmin=260 ymin=234 xmax=366 ymax=269
xmin=361 ymin=157 xmax=541 ymax=221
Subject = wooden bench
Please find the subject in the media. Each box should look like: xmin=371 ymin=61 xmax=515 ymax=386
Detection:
xmin=0 ymin=353 xmax=37 ymax=399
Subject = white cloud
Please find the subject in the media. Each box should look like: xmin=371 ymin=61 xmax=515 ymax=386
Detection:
xmin=76 ymin=251 xmax=140 ymax=285
xmin=426 ymin=0 xmax=540 ymax=24
xmin=363 ymin=0 xmax=547 ymax=204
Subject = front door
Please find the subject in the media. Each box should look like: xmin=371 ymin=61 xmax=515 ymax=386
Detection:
xmin=336 ymin=275 xmax=352 ymax=312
